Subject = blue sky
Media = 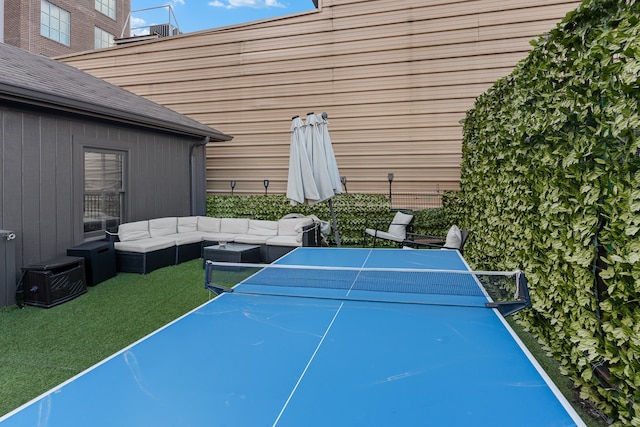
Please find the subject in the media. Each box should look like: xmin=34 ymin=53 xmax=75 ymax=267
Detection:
xmin=130 ymin=0 xmax=316 ymax=34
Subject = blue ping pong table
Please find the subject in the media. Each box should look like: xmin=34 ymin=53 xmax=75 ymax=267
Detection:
xmin=0 ymin=248 xmax=585 ymax=426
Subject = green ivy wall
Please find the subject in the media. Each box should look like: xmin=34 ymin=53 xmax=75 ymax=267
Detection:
xmin=454 ymin=0 xmax=639 ymax=424
xmin=207 ymin=194 xmax=450 ymax=247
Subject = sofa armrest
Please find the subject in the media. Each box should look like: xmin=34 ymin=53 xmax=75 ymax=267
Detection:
xmin=105 ymin=230 xmax=120 ymax=243
xmin=301 ymin=221 xmax=321 ymax=247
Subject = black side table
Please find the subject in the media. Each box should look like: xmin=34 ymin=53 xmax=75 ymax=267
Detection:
xmin=67 ymin=241 xmax=116 ymax=286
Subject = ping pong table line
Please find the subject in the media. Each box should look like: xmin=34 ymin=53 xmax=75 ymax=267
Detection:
xmin=494 ymin=313 xmax=587 ymax=426
xmin=271 ymin=301 xmax=345 ymax=427
xmin=271 ymin=249 xmax=372 ymax=425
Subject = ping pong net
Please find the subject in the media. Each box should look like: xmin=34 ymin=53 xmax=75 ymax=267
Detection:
xmin=204 ymin=261 xmax=531 ymax=316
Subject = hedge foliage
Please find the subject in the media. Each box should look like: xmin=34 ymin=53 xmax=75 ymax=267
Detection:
xmin=454 ymin=0 xmax=640 ymax=424
xmin=206 ymin=193 xmax=450 ymax=247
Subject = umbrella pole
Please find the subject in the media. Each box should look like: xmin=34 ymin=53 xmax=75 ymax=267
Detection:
xmin=328 ymin=198 xmax=341 ymax=247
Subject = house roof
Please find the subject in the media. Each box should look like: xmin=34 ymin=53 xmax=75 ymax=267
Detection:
xmin=0 ymin=43 xmax=232 ymax=141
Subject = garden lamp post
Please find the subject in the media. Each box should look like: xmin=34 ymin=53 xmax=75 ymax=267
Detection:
xmin=263 ymin=179 xmax=269 ymax=195
xmin=230 ymin=180 xmax=236 ymax=195
xmin=388 ymin=173 xmax=394 ymax=205
xmin=340 ymin=176 xmax=348 ymax=193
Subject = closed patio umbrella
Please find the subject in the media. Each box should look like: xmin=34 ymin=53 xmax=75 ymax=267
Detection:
xmin=286 ymin=112 xmax=343 ymax=246
xmin=286 ymin=115 xmax=319 ymax=205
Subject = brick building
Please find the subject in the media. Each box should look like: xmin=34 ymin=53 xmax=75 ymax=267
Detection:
xmin=1 ymin=0 xmax=130 ymax=56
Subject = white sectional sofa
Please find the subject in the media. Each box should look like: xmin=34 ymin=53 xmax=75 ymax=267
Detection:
xmin=107 ymin=216 xmax=320 ymax=273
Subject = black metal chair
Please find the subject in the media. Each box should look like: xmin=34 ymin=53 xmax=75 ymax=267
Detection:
xmin=363 ymin=211 xmax=414 ymax=248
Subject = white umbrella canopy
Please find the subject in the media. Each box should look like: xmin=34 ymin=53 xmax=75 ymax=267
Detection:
xmin=286 ymin=115 xmax=319 ymax=205
xmin=303 ymin=112 xmax=337 ymax=205
xmin=286 ymin=112 xmax=343 ymax=246
xmin=316 ymin=112 xmax=343 ymax=196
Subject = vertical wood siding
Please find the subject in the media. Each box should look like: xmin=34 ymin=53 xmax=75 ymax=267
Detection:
xmin=0 ymin=105 xmax=203 ymax=306
xmin=59 ymin=0 xmax=581 ymax=195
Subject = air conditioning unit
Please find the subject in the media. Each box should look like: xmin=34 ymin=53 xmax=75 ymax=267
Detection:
xmin=149 ymin=24 xmax=180 ymax=37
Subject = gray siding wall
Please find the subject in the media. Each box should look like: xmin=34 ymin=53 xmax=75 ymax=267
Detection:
xmin=0 ymin=104 xmax=205 ymax=307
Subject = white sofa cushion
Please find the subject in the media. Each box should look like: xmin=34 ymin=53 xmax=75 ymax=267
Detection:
xmin=149 ymin=217 xmax=177 ymax=237
xmin=200 ymin=232 xmax=237 ymax=243
xmin=266 ymin=236 xmax=303 ymax=247
xmin=172 ymin=232 xmax=204 ymax=246
xmin=277 ymin=218 xmax=313 ymax=237
xmin=234 ymin=234 xmax=271 ymax=245
xmin=248 ymin=220 xmax=278 ymax=236
xmin=221 ymin=218 xmax=249 ymax=234
xmin=197 ymin=216 xmax=221 ymax=233
xmin=114 ymin=237 xmax=175 ymax=253
xmin=178 ymin=216 xmax=198 ymax=233
xmin=118 ymin=220 xmax=150 ymax=242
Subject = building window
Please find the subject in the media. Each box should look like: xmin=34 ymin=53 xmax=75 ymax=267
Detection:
xmin=95 ymin=0 xmax=116 ymax=20
xmin=95 ymin=27 xmax=115 ymax=49
xmin=40 ymin=1 xmax=70 ymax=46
xmin=84 ymin=150 xmax=125 ymax=238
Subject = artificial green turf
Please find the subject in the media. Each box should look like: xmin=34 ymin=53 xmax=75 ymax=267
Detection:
xmin=0 ymin=259 xmax=210 ymax=416
xmin=0 ymin=260 xmax=607 ymax=425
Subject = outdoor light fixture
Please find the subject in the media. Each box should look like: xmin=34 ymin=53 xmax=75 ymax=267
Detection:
xmin=263 ymin=179 xmax=270 ymax=195
xmin=388 ymin=173 xmax=394 ymax=204
xmin=340 ymin=176 xmax=347 ymax=193
xmin=230 ymin=180 xmax=236 ymax=195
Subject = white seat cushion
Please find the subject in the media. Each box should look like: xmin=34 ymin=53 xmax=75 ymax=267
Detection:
xmin=171 ymin=232 xmax=204 ymax=246
xmin=200 ymin=232 xmax=237 ymax=243
xmin=234 ymin=234 xmax=270 ymax=245
xmin=365 ymin=228 xmax=405 ymax=243
xmin=266 ymin=236 xmax=303 ymax=247
xmin=114 ymin=237 xmax=175 ymax=253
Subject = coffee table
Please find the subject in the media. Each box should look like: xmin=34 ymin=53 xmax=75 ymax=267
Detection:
xmin=203 ymin=243 xmax=261 ymax=266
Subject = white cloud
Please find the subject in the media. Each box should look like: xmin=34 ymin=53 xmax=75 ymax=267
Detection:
xmin=171 ymin=0 xmax=186 ymax=5
xmin=209 ymin=0 xmax=285 ymax=9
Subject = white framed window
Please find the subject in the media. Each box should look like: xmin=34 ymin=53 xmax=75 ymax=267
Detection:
xmin=40 ymin=0 xmax=70 ymax=46
xmin=95 ymin=0 xmax=116 ymax=20
xmin=83 ymin=150 xmax=126 ymax=238
xmin=95 ymin=27 xmax=115 ymax=49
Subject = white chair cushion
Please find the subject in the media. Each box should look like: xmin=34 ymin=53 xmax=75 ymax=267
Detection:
xmin=197 ymin=216 xmax=221 ymax=233
xmin=178 ymin=216 xmax=198 ymax=233
xmin=444 ymin=225 xmax=462 ymax=249
xmin=387 ymin=211 xmax=413 ymax=239
xmin=221 ymin=218 xmax=249 ymax=234
xmin=365 ymin=228 xmax=405 ymax=243
xmin=149 ymin=217 xmax=177 ymax=237
xmin=118 ymin=220 xmax=150 ymax=242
